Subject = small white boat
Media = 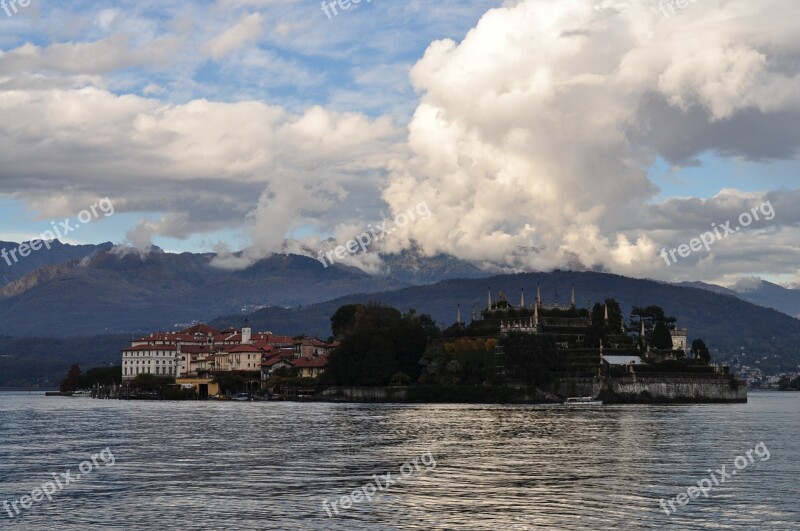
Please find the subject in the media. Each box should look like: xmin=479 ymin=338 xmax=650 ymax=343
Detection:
xmin=71 ymin=390 xmax=92 ymax=397
xmin=564 ymin=396 xmax=603 ymax=405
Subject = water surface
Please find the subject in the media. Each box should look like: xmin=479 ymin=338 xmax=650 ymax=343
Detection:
xmin=0 ymin=392 xmax=797 ymax=530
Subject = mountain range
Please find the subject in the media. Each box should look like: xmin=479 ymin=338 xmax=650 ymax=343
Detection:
xmin=0 ymin=240 xmax=113 ymax=286
xmin=0 ymin=247 xmax=408 ymax=337
xmin=1 ymin=241 xmax=799 ymax=386
xmin=209 ymin=270 xmax=800 ymax=373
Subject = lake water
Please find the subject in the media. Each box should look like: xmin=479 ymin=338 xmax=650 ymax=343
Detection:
xmin=0 ymin=391 xmax=797 ymax=530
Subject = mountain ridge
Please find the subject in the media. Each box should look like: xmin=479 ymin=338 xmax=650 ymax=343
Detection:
xmin=211 ymin=270 xmax=800 ymax=373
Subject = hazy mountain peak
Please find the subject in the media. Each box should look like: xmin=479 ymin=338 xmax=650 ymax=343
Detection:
xmin=731 ymin=277 xmax=766 ymax=293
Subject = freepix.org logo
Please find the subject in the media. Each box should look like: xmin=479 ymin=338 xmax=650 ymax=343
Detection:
xmin=322 ymin=450 xmax=437 ymax=518
xmin=1 ymin=0 xmax=31 ymax=18
xmin=3 ymin=448 xmax=116 ymax=520
xmin=1 ymin=198 xmax=115 ymax=268
xmin=321 ymin=0 xmax=373 ymax=20
xmin=659 ymin=442 xmax=771 ymax=516
xmin=660 ymin=201 xmax=775 ymax=266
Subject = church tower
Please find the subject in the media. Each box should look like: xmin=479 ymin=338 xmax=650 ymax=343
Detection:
xmin=242 ymin=319 xmax=252 ymax=344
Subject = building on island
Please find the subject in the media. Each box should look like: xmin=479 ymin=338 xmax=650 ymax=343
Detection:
xmin=122 ymin=321 xmax=334 ymax=389
xmin=670 ymin=328 xmax=688 ymax=354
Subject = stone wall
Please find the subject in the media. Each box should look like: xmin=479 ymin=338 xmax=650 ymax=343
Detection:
xmin=553 ymin=375 xmax=747 ymax=403
xmin=320 ymin=386 xmax=409 ymax=402
xmin=609 ymin=376 xmax=747 ymax=403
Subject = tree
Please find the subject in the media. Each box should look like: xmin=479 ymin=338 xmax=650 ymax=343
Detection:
xmin=326 ymin=303 xmax=428 ymax=386
xmin=630 ymin=305 xmax=677 ymax=347
xmin=273 ymin=366 xmax=298 ymax=378
xmin=416 ymin=313 xmax=442 ymax=340
xmin=330 ymin=304 xmax=364 ymax=339
xmin=652 ymin=321 xmax=674 ymax=350
xmin=691 ymin=339 xmax=711 ymax=363
xmin=214 ymin=373 xmax=246 ymax=394
xmin=60 ymin=364 xmax=82 ymax=393
xmin=78 ymin=366 xmax=122 ymax=388
xmin=390 ymin=372 xmax=412 ymax=386
xmin=500 ymin=333 xmax=559 ymax=387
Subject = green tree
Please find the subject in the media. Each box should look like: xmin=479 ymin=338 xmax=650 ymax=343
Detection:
xmin=652 ymin=321 xmax=674 ymax=350
xmin=500 ymin=332 xmax=559 ymax=387
xmin=330 ymin=304 xmax=364 ymax=339
xmin=131 ymin=373 xmax=173 ymax=391
xmin=416 ymin=313 xmax=442 ymax=340
xmin=214 ymin=373 xmax=246 ymax=394
xmin=326 ymin=303 xmax=428 ymax=386
xmin=631 ymin=305 xmax=677 ymax=348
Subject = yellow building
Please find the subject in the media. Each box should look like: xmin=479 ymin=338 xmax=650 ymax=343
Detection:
xmin=175 ymin=377 xmax=220 ymax=399
xmin=292 ymin=357 xmax=328 ymax=378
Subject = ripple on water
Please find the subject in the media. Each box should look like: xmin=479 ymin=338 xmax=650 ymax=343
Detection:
xmin=0 ymin=392 xmax=797 ymax=530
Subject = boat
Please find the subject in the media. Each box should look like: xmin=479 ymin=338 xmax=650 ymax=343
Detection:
xmin=564 ymin=396 xmax=603 ymax=405
xmin=71 ymin=390 xmax=92 ymax=398
xmin=232 ymin=393 xmax=251 ymax=401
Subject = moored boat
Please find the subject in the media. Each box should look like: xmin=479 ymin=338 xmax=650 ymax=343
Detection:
xmin=564 ymin=396 xmax=603 ymax=405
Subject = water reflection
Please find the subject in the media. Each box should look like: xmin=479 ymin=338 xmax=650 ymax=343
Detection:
xmin=0 ymin=393 xmax=797 ymax=530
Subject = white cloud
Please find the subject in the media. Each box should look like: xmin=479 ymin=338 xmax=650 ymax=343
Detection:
xmin=0 ymin=35 xmax=181 ymax=76
xmin=381 ymin=0 xmax=800 ymax=280
xmin=204 ymin=12 xmax=265 ymax=60
xmin=1 ymin=0 xmax=800 ymax=284
xmin=0 ymin=87 xmax=404 ymax=251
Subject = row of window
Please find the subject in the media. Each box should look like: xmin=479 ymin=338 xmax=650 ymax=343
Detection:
xmin=124 ymin=351 xmax=173 ymax=357
xmin=123 ymin=360 xmax=174 ymax=365
xmin=124 ymin=366 xmax=176 ymax=376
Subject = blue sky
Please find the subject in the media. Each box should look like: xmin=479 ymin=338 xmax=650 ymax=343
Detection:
xmin=1 ymin=0 xmax=799 ymax=285
xmin=0 ymin=0 xmax=500 ymax=252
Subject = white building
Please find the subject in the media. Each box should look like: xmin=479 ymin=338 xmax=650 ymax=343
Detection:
xmin=122 ymin=345 xmax=178 ymax=380
xmin=122 ymin=321 xmax=335 ymax=381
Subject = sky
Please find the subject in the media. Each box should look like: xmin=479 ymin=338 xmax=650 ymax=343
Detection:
xmin=1 ymin=0 xmax=799 ymax=287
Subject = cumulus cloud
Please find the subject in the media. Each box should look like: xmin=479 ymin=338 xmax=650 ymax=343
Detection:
xmin=0 ymin=88 xmax=404 ymax=256
xmin=2 ymin=0 xmax=800 ymax=285
xmin=0 ymin=35 xmax=180 ymax=75
xmin=381 ymin=0 xmax=800 ymax=281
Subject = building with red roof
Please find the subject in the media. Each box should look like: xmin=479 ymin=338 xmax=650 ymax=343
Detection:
xmin=122 ymin=321 xmax=338 ymax=384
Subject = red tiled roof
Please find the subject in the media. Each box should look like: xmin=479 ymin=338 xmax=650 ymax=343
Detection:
xmin=226 ymin=344 xmax=263 ymax=353
xmin=123 ymin=345 xmax=178 ymax=352
xmin=252 ymin=340 xmax=276 ymax=351
xmin=292 ymin=357 xmax=328 ymax=368
xmin=260 ymin=355 xmax=293 ymax=367
xmin=262 ymin=334 xmax=294 ymax=345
